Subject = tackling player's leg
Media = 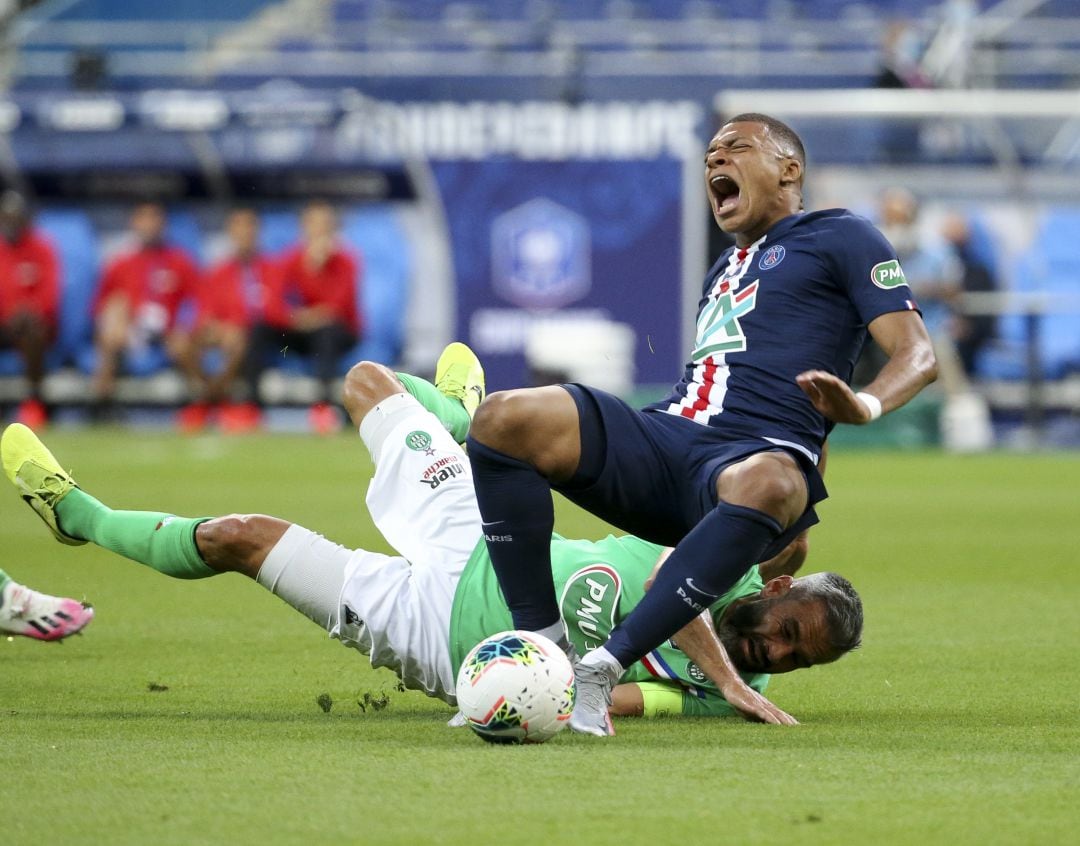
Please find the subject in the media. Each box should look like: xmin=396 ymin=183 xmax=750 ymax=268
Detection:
xmin=344 ymin=342 xmax=485 ymax=445
xmin=466 ymin=387 xmax=582 ymax=648
xmin=391 ymin=341 xmax=484 ymax=444
xmin=570 ymin=451 xmax=810 ymax=736
xmin=2 ymin=422 xmax=218 ymax=580
xmin=0 ymin=419 xmax=441 ymax=692
xmin=0 ymin=568 xmax=93 ymax=641
xmin=0 ymin=351 xmax=488 ymax=700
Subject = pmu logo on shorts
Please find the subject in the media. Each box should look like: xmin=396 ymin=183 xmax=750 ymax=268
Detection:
xmin=491 ymin=198 xmax=591 ymax=309
xmin=405 ymin=430 xmax=433 ymax=452
xmin=758 ymin=244 xmax=785 ymax=270
xmin=558 ymin=564 xmax=621 ymax=650
xmin=871 ymin=259 xmax=908 ymax=289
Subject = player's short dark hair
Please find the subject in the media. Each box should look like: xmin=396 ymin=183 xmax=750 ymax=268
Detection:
xmin=791 ymin=571 xmax=863 ymax=658
xmin=725 ymin=112 xmax=806 ymax=170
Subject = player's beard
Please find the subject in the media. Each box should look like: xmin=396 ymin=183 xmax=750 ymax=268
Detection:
xmin=716 ymin=597 xmax=774 ymax=674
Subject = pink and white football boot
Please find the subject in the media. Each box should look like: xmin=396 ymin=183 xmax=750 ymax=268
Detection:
xmin=0 ymin=578 xmax=93 ymax=641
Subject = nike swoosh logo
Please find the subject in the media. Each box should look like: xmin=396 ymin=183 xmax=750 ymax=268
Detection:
xmin=685 ymin=577 xmax=719 ymax=598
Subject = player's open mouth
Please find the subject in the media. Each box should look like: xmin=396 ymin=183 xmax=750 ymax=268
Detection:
xmin=743 ymin=636 xmax=765 ymax=669
xmin=710 ymin=175 xmax=741 ymax=215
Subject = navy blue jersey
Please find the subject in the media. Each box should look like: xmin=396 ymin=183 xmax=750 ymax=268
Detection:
xmin=649 ymin=209 xmax=919 ymax=458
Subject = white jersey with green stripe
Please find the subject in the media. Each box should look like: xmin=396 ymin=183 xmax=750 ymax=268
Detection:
xmin=448 ymin=533 xmax=770 ymax=717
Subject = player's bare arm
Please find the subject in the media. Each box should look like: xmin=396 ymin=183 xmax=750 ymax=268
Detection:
xmin=644 ymin=549 xmax=797 ymax=725
xmin=671 ymin=612 xmax=797 ymax=725
xmin=797 ymin=310 xmax=937 ymax=424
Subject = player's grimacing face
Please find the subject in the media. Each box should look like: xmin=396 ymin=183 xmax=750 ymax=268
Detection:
xmin=718 ymin=595 xmax=833 ymax=675
xmin=704 ymin=121 xmax=799 ymax=245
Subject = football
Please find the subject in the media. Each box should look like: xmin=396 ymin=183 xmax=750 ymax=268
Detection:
xmin=455 ymin=630 xmax=576 ymax=744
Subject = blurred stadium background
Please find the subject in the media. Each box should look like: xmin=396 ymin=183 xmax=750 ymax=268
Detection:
xmin=0 ymin=0 xmax=1078 ymax=446
xmin=4 ymin=5 xmax=1080 ymax=844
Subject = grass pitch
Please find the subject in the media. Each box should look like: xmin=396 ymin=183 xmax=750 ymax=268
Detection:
xmin=2 ymin=430 xmax=1077 ymax=845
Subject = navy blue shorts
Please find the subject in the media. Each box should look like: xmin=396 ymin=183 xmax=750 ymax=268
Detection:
xmin=554 ymin=384 xmax=828 ymax=561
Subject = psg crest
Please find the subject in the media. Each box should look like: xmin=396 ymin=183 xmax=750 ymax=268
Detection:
xmin=491 ymin=198 xmax=591 ymax=309
xmin=758 ymin=244 xmax=786 ymax=270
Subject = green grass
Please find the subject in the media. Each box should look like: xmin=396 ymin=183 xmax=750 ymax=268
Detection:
xmin=2 ymin=431 xmax=1078 ymax=845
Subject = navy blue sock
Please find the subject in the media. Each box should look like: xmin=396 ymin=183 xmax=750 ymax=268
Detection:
xmin=466 ymin=437 xmax=561 ymax=631
xmin=604 ymin=501 xmax=782 ymax=667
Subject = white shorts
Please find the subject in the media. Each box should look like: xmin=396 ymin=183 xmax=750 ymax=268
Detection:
xmin=319 ymin=399 xmax=482 ymax=704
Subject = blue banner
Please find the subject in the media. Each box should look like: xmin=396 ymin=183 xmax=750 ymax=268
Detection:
xmin=433 ymin=158 xmax=684 ymax=392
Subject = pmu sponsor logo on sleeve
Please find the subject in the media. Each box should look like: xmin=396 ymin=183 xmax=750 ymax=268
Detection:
xmin=870 ymin=259 xmax=908 ymax=289
xmin=558 ymin=564 xmax=622 ymax=650
xmin=419 ymin=455 xmax=466 ymax=490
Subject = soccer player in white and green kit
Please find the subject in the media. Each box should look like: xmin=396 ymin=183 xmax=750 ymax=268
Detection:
xmin=1 ymin=345 xmax=862 ymax=721
xmin=450 ymin=533 xmax=772 ymax=718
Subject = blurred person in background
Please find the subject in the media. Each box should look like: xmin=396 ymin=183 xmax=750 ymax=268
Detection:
xmin=877 ymin=189 xmax=993 ymax=450
xmin=90 ymin=201 xmax=199 ymax=418
xmin=873 ymin=20 xmax=930 ymax=163
xmin=875 ymin=187 xmax=968 ymax=394
xmin=243 ymin=200 xmax=362 ymax=434
xmin=940 ymin=212 xmax=997 ymax=377
xmin=0 ymin=190 xmax=59 ymax=429
xmin=875 ymin=20 xmax=930 ymax=90
xmin=176 ymin=208 xmax=275 ymax=433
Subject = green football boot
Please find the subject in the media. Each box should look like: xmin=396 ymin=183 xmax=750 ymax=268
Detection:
xmin=435 ymin=342 xmax=486 ymax=422
xmin=1 ymin=423 xmax=85 ymax=546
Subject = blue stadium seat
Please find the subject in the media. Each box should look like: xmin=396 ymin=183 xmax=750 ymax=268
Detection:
xmin=52 ymin=0 xmax=270 ymax=22
xmin=166 ymin=209 xmax=207 ymax=265
xmin=339 ymin=206 xmax=411 ymax=368
xmin=258 ymin=210 xmax=300 ymax=255
xmin=988 ymin=209 xmax=1080 ymax=379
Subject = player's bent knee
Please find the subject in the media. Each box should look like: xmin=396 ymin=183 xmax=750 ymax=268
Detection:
xmin=470 ymin=391 xmax=519 ymax=441
xmin=720 ymin=455 xmax=807 ymax=525
xmin=196 ymin=514 xmax=282 ymax=577
xmin=472 ymin=387 xmax=581 ymax=475
xmin=470 ymin=390 xmax=545 ymax=454
xmin=341 ymin=360 xmax=402 ymax=417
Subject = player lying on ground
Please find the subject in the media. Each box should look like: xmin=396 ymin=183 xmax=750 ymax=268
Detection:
xmin=465 ymin=112 xmax=937 ymax=734
xmin=0 ymin=568 xmax=93 ymax=641
xmin=1 ymin=349 xmax=861 ymax=721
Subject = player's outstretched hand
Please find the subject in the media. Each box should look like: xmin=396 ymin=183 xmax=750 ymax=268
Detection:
xmin=718 ymin=676 xmax=799 ymax=726
xmin=796 ymin=370 xmax=873 ymax=424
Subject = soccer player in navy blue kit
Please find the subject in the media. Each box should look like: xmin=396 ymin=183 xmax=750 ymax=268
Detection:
xmin=466 ymin=113 xmax=938 ymax=735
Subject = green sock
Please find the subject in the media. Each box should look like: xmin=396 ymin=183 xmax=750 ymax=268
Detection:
xmin=0 ymin=569 xmax=10 ymax=600
xmin=55 ymin=489 xmax=216 ymax=580
xmin=396 ymin=372 xmax=470 ymax=442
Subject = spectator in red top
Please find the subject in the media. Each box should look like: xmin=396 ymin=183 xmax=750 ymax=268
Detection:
xmin=243 ymin=200 xmax=361 ymax=433
xmin=175 ymin=208 xmax=274 ymax=432
xmin=0 ymin=191 xmax=60 ymax=429
xmin=91 ymin=201 xmax=198 ymax=411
